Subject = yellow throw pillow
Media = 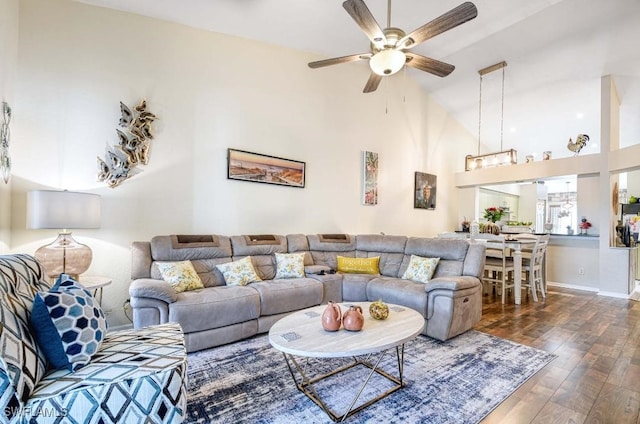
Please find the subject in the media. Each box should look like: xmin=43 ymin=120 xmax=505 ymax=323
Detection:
xmin=275 ymin=252 xmax=306 ymax=279
xmin=402 ymin=255 xmax=440 ymax=283
xmin=156 ymin=260 xmax=204 ymax=293
xmin=216 ymin=256 xmax=263 ymax=286
xmin=336 ymin=256 xmax=380 ymax=274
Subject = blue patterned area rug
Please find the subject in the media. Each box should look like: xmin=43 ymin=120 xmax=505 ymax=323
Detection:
xmin=185 ymin=330 xmax=555 ymax=423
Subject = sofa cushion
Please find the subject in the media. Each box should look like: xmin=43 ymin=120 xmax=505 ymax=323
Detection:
xmin=306 ymin=234 xmax=356 ymax=269
xmin=337 ymin=256 xmax=380 ymax=274
xmin=275 ymin=252 xmax=306 ymax=279
xmin=400 ymin=238 xmax=468 ymax=278
xmin=169 ymin=286 xmax=260 ymax=333
xmin=286 ymin=234 xmax=314 ymax=265
xmin=30 ymin=275 xmax=107 ymax=371
xmin=27 ymin=323 xmax=187 ymax=423
xmin=401 ymin=255 xmax=440 ymax=283
xmin=230 ymin=235 xmax=287 ymax=280
xmin=149 ymin=236 xmax=233 ymax=288
xmin=250 ymin=279 xmax=323 ymax=316
xmin=342 ymin=273 xmax=378 ymax=302
xmin=366 ymin=277 xmax=429 ymax=318
xmin=150 ymin=235 xmax=232 ymax=261
xmin=355 ymin=234 xmax=407 ymax=277
xmin=216 ymin=257 xmax=262 ymax=286
xmin=156 ymin=260 xmax=205 ymax=292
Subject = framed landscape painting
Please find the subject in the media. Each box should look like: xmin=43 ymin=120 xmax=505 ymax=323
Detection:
xmin=362 ymin=151 xmax=378 ymax=205
xmin=227 ymin=149 xmax=305 ymax=188
xmin=414 ymin=172 xmax=437 ymax=210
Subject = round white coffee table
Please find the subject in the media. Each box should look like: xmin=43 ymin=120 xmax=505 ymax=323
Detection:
xmin=269 ymin=302 xmax=424 ymax=422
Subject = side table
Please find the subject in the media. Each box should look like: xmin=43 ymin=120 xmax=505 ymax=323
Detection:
xmin=79 ymin=276 xmax=112 ymax=306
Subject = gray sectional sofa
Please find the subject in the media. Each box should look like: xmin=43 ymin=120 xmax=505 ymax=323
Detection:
xmin=130 ymin=233 xmax=486 ymax=352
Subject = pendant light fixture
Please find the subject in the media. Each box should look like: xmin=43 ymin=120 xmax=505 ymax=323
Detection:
xmin=558 ymin=181 xmax=573 ymax=218
xmin=465 ymin=61 xmax=518 ymax=171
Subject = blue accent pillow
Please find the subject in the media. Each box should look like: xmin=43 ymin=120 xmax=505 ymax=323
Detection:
xmin=30 ymin=274 xmax=107 ymax=371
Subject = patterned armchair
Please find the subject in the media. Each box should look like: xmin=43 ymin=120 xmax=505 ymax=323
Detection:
xmin=0 ymin=254 xmax=187 ymax=423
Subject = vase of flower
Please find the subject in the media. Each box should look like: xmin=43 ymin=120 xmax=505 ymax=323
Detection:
xmin=483 ymin=207 xmax=505 ymax=223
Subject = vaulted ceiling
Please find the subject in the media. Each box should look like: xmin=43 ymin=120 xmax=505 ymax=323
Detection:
xmin=76 ymin=0 xmax=640 ymax=161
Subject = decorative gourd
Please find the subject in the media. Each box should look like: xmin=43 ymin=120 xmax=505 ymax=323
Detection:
xmin=369 ymin=299 xmax=389 ymax=320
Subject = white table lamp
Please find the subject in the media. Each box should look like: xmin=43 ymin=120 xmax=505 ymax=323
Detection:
xmin=27 ymin=190 xmax=101 ymax=279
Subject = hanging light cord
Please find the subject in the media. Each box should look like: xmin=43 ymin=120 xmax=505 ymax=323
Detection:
xmin=500 ymin=65 xmax=505 ymax=152
xmin=477 ymin=73 xmax=483 ymax=156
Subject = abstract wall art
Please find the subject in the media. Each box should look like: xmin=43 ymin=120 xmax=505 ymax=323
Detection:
xmin=227 ymin=149 xmax=305 ymax=188
xmin=362 ymin=151 xmax=378 ymax=205
xmin=414 ymin=171 xmax=437 ymax=210
xmin=1 ymin=102 xmax=12 ymax=184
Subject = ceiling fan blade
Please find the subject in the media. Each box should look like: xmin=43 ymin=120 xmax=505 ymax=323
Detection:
xmin=398 ymin=2 xmax=478 ymax=49
xmin=343 ymin=0 xmax=387 ymax=47
xmin=363 ymin=73 xmax=382 ymax=93
xmin=405 ymin=53 xmax=455 ymax=77
xmin=308 ymin=53 xmax=371 ymax=69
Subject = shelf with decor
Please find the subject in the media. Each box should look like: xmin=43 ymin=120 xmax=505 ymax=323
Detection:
xmin=621 ymin=203 xmax=640 ymax=217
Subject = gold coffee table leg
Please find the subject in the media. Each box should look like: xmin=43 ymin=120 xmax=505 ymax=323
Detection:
xmin=281 ymin=344 xmax=407 ymax=422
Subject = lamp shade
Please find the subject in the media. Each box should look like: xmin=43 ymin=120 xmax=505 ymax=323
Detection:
xmin=27 ymin=190 xmax=101 ymax=230
xmin=369 ymin=49 xmax=406 ymax=76
xmin=26 ymin=190 xmax=101 ymax=279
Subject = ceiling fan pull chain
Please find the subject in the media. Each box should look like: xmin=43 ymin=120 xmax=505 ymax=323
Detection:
xmin=385 ymin=78 xmax=389 ymax=114
xmin=403 ymin=65 xmax=407 ymax=103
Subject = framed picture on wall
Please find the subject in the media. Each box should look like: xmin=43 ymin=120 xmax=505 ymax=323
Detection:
xmin=414 ymin=172 xmax=437 ymax=210
xmin=362 ymin=151 xmax=378 ymax=205
xmin=227 ymin=148 xmax=305 ymax=188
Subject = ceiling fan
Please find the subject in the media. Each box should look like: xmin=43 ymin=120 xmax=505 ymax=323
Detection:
xmin=308 ymin=0 xmax=478 ymax=93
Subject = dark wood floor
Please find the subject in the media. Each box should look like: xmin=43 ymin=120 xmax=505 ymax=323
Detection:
xmin=477 ymin=285 xmax=640 ymax=424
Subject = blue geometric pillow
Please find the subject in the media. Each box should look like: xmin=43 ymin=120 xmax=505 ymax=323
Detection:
xmin=30 ymin=274 xmax=107 ymax=371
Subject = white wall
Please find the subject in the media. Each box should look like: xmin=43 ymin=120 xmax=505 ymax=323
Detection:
xmin=9 ymin=0 xmax=476 ymax=325
xmin=577 ymin=174 xmax=600 ymax=235
xmin=0 ymin=0 xmax=19 ymax=253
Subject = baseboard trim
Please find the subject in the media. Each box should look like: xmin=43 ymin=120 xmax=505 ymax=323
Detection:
xmin=547 ymin=281 xmax=599 ymax=293
xmin=547 ymin=281 xmax=632 ymax=299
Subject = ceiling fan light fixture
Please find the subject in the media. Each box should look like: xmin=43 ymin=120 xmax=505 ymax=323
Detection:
xmin=369 ymin=49 xmax=405 ymax=76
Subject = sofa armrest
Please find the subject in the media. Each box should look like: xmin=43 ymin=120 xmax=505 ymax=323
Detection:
xmin=424 ymin=276 xmax=481 ymax=292
xmin=130 ymin=278 xmax=178 ymax=303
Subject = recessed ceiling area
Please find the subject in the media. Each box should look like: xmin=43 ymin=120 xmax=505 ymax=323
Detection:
xmin=75 ymin=0 xmax=640 ymax=160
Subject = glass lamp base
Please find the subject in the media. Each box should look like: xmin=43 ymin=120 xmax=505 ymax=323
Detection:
xmin=34 ymin=232 xmax=92 ymax=280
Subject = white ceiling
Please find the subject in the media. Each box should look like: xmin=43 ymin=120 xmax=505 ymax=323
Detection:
xmin=76 ymin=0 xmax=640 ymax=160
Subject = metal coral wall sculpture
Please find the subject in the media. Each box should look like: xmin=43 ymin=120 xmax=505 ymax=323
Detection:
xmin=97 ymin=100 xmax=157 ymax=187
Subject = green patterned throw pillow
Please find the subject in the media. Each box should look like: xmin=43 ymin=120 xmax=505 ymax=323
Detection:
xmin=157 ymin=260 xmax=204 ymax=293
xmin=402 ymin=255 xmax=440 ymax=283
xmin=216 ymin=256 xmax=262 ymax=286
xmin=274 ymin=252 xmax=306 ymax=279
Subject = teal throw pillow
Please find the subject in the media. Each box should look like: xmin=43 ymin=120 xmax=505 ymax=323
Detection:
xmin=30 ymin=274 xmax=107 ymax=371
